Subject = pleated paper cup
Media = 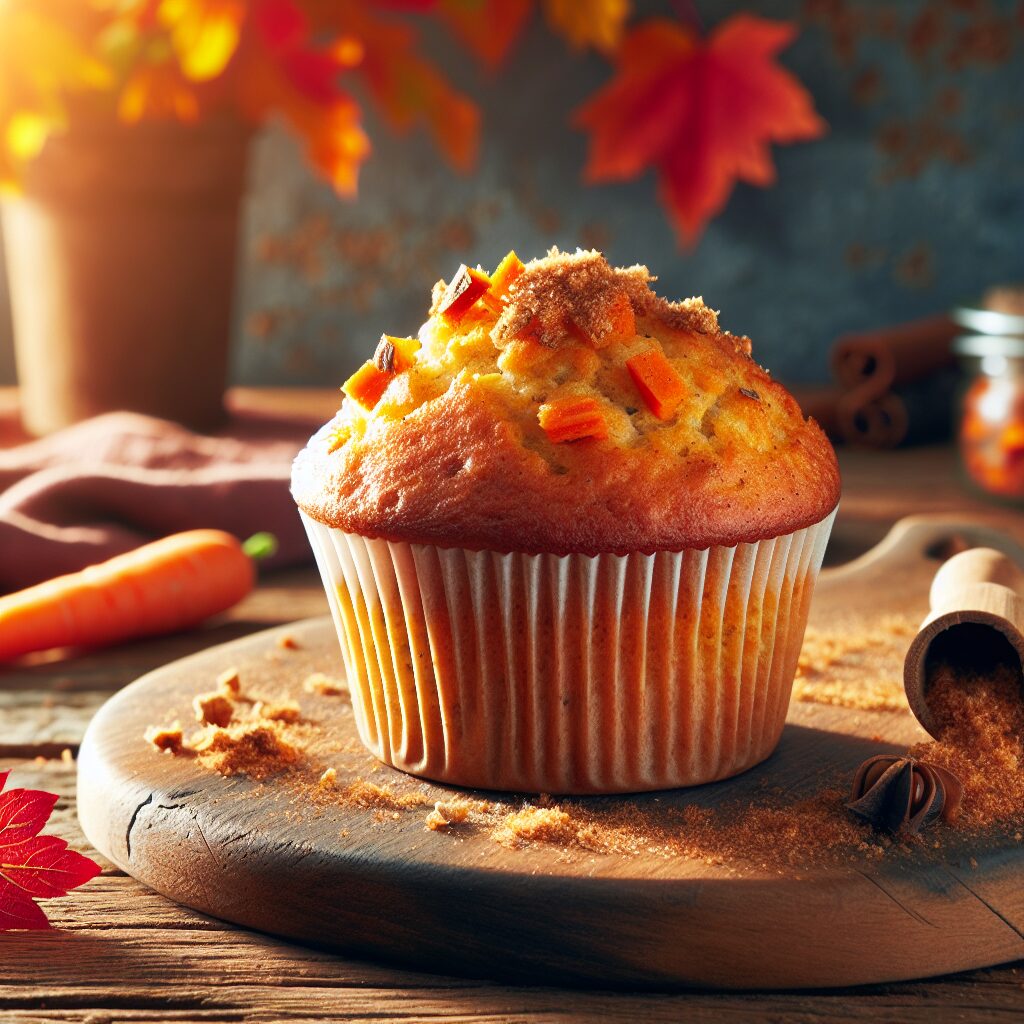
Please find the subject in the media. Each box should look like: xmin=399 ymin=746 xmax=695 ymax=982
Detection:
xmin=301 ymin=509 xmax=836 ymax=794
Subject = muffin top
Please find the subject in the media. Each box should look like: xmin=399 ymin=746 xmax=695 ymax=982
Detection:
xmin=292 ymin=248 xmax=839 ymax=554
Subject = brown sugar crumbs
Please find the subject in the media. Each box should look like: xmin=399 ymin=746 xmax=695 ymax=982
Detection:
xmin=425 ymin=800 xmax=472 ymax=831
xmin=341 ymin=779 xmax=431 ymax=811
xmin=145 ymin=723 xmax=184 ymax=754
xmin=193 ymin=691 xmax=234 ymax=727
xmin=303 ymin=672 xmax=345 ymax=696
xmin=254 ymin=699 xmax=301 ymax=723
xmin=216 ymin=667 xmax=241 ymax=695
xmin=193 ymin=724 xmax=301 ymax=780
xmin=486 ymin=248 xmax=719 ymax=350
xmin=144 ymin=615 xmax=1024 ymax=872
xmin=909 ymin=660 xmax=1024 ymax=828
xmin=793 ymin=617 xmax=914 ymax=712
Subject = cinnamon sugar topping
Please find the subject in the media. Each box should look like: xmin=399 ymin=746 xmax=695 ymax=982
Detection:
xmin=489 ymin=248 xmax=719 ymax=349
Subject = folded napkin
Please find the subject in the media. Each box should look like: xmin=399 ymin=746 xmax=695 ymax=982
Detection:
xmin=0 ymin=410 xmax=318 ymax=593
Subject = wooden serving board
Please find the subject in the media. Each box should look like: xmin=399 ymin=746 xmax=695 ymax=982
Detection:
xmin=77 ymin=517 xmax=1024 ymax=990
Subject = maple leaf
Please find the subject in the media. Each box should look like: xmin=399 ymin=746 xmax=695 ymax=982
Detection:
xmin=574 ymin=14 xmax=826 ymax=245
xmin=543 ymin=0 xmax=630 ymax=53
xmin=0 ymin=770 xmax=102 ymax=931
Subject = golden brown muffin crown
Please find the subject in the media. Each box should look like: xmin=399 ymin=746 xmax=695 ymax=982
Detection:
xmin=292 ymin=248 xmax=840 ymax=554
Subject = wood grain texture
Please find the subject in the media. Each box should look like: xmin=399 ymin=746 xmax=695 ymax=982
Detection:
xmin=4 ymin=765 xmax=1024 ymax=1024
xmin=75 ymin=517 xmax=1024 ymax=991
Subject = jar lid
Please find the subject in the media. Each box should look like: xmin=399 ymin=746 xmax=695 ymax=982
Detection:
xmin=952 ymin=303 xmax=1024 ymax=337
xmin=953 ymin=333 xmax=1024 ymax=359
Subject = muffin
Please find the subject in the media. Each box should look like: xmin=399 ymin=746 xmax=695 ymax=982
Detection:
xmin=292 ymin=248 xmax=840 ymax=794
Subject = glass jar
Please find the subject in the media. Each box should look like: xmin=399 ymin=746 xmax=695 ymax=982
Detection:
xmin=954 ymin=333 xmax=1024 ymax=502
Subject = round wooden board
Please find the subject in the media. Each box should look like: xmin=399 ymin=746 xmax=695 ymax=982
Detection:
xmin=77 ymin=517 xmax=1024 ymax=990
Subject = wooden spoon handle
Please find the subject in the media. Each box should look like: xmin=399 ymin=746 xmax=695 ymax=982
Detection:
xmin=929 ymin=548 xmax=1024 ymax=614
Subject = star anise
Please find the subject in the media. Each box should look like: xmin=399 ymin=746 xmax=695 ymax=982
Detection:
xmin=846 ymin=755 xmax=963 ymax=836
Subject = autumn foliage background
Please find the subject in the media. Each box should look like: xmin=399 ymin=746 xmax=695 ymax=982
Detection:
xmin=0 ymin=0 xmax=1021 ymax=389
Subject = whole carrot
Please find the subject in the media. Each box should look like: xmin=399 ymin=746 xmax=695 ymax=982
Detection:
xmin=0 ymin=530 xmax=259 ymax=661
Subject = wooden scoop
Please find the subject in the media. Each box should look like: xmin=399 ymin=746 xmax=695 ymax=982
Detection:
xmin=904 ymin=547 xmax=1024 ymax=739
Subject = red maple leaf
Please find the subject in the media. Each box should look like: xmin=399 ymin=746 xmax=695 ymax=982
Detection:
xmin=0 ymin=770 xmax=101 ymax=931
xmin=575 ymin=14 xmax=826 ymax=245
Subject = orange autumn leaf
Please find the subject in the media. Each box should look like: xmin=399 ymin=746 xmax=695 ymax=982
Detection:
xmin=437 ymin=0 xmax=533 ymax=71
xmin=574 ymin=14 xmax=826 ymax=246
xmin=543 ymin=0 xmax=629 ymax=53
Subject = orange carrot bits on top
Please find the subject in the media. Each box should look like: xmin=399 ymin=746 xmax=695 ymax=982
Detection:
xmin=538 ymin=397 xmax=609 ymax=444
xmin=490 ymin=251 xmax=525 ymax=297
xmin=373 ymin=334 xmax=420 ymax=373
xmin=342 ymin=335 xmax=420 ymax=412
xmin=342 ymin=361 xmax=391 ymax=411
xmin=626 ymin=348 xmax=686 ymax=421
xmin=439 ymin=264 xmax=492 ymax=324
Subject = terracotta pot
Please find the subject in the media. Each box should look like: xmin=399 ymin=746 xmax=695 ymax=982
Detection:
xmin=2 ymin=117 xmax=250 ymax=435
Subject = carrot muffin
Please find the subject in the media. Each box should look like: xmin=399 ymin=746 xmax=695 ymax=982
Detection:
xmin=293 ymin=248 xmax=840 ymax=794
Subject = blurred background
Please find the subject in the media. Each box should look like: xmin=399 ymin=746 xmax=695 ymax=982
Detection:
xmin=1 ymin=0 xmax=1021 ymax=393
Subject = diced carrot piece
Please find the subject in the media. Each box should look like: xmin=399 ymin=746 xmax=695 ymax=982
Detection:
xmin=480 ymin=251 xmax=525 ymax=314
xmin=626 ymin=349 xmax=686 ymax=420
xmin=342 ymin=361 xmax=390 ymax=411
xmin=538 ymin=397 xmax=609 ymax=444
xmin=373 ymin=334 xmax=420 ymax=373
xmin=439 ymin=265 xmax=492 ymax=324
xmin=491 ymin=250 xmax=525 ymax=296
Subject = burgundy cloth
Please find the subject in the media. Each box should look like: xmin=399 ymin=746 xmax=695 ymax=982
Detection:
xmin=0 ymin=411 xmax=317 ymax=593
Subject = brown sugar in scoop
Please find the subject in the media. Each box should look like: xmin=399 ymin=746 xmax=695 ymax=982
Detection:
xmin=904 ymin=547 xmax=1024 ymax=740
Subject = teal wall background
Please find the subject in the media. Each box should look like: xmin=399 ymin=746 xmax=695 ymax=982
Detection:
xmin=1 ymin=0 xmax=1021 ymax=389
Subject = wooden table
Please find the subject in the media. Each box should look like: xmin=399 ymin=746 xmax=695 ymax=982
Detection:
xmin=3 ymin=389 xmax=1024 ymax=1022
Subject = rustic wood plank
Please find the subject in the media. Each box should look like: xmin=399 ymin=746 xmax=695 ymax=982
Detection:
xmin=6 ymin=760 xmax=1024 ymax=1022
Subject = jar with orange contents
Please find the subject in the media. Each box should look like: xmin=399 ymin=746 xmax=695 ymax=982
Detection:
xmin=954 ymin=333 xmax=1024 ymax=501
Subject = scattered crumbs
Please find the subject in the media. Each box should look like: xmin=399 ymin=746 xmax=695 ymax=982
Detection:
xmin=217 ymin=668 xmax=241 ymax=695
xmin=341 ymin=779 xmax=431 ymax=811
xmin=145 ymin=723 xmax=184 ymax=754
xmin=193 ymin=691 xmax=235 ymax=728
xmin=425 ymin=800 xmax=472 ymax=831
xmin=495 ymin=806 xmax=576 ymax=848
xmin=303 ymin=672 xmax=346 ymax=696
xmin=254 ymin=699 xmax=301 ymax=723
xmin=793 ymin=618 xmax=914 ymax=711
xmin=193 ymin=723 xmax=301 ymax=780
xmin=277 ymin=635 xmax=299 ymax=650
xmin=792 ymin=678 xmax=906 ymax=712
xmin=319 ymin=767 xmax=337 ymax=788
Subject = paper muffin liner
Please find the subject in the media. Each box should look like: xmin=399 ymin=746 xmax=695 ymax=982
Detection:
xmin=301 ymin=509 xmax=836 ymax=794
